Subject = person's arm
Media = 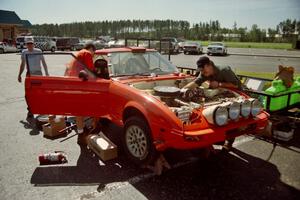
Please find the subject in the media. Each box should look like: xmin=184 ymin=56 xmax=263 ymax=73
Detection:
xmin=218 ymin=82 xmax=238 ymax=89
xmin=18 ymin=54 xmax=25 ymax=83
xmin=41 ymin=55 xmax=49 ymax=76
xmin=183 ymin=81 xmax=199 ymax=89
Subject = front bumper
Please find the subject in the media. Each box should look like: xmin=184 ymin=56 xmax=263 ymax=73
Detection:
xmin=155 ymin=112 xmax=268 ymax=151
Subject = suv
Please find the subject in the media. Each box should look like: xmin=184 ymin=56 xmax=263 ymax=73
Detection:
xmin=56 ymin=37 xmax=80 ymax=51
xmin=24 ymin=47 xmax=268 ymax=165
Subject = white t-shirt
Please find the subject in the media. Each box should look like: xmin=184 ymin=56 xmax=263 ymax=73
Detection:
xmin=21 ymin=48 xmax=45 ymax=75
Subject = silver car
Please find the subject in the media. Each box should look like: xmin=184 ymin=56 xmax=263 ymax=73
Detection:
xmin=207 ymin=42 xmax=227 ymax=56
xmin=183 ymin=42 xmax=203 ymax=55
xmin=0 ymin=42 xmax=18 ymax=54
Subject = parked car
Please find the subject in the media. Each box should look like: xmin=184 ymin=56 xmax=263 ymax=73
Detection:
xmin=207 ymin=42 xmax=227 ymax=56
xmin=56 ymin=37 xmax=80 ymax=51
xmin=16 ymin=36 xmax=56 ymax=52
xmin=183 ymin=42 xmax=203 ymax=54
xmin=177 ymin=38 xmax=186 ymax=51
xmin=71 ymin=40 xmax=86 ymax=51
xmin=108 ymin=39 xmax=125 ymax=48
xmin=0 ymin=42 xmax=18 ymax=53
xmin=94 ymin=40 xmax=107 ymax=49
xmin=24 ymin=47 xmax=268 ymax=165
xmin=157 ymin=37 xmax=180 ymax=54
xmin=16 ymin=36 xmax=26 ymax=50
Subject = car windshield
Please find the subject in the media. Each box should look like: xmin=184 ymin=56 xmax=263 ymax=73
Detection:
xmin=109 ymin=51 xmax=178 ymax=76
xmin=210 ymin=43 xmax=223 ymax=46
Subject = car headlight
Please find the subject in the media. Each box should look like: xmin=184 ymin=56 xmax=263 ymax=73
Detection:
xmin=241 ymin=100 xmax=251 ymax=118
xmin=228 ymin=102 xmax=240 ymax=120
xmin=214 ymin=106 xmax=228 ymax=126
xmin=250 ymin=99 xmax=262 ymax=116
xmin=173 ymin=106 xmax=192 ymax=123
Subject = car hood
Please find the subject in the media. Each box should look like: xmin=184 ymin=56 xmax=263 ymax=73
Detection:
xmin=112 ymin=73 xmax=190 ymax=84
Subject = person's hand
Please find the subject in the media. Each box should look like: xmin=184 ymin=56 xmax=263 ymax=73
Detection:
xmin=18 ymin=75 xmax=22 ymax=83
xmin=209 ymin=81 xmax=219 ymax=89
xmin=180 ymin=88 xmax=188 ymax=94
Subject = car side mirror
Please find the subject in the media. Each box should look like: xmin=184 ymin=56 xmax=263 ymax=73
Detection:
xmin=78 ymin=70 xmax=88 ymax=81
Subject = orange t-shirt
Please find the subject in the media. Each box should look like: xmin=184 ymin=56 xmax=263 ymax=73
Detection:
xmin=65 ymin=49 xmax=94 ymax=77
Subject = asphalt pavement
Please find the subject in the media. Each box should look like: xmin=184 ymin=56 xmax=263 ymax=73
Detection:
xmin=0 ymin=51 xmax=300 ymax=200
xmin=170 ymin=48 xmax=300 ymax=73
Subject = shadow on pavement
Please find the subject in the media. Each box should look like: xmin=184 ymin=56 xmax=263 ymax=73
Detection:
xmin=19 ymin=118 xmax=40 ymax=135
xmin=30 ymin=121 xmax=300 ymax=199
xmin=132 ymin=148 xmax=300 ymax=200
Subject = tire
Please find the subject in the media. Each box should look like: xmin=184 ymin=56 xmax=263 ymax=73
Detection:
xmin=122 ymin=116 xmax=157 ymax=165
xmin=0 ymin=49 xmax=4 ymax=54
xmin=51 ymin=47 xmax=55 ymax=52
xmin=183 ymin=51 xmax=187 ymax=55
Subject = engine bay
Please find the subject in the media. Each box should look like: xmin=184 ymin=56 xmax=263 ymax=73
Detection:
xmin=130 ymin=78 xmax=241 ymax=107
xmin=130 ymin=78 xmax=250 ymax=124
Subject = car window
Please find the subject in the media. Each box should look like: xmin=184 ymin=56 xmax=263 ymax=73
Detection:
xmin=26 ymin=53 xmax=96 ymax=79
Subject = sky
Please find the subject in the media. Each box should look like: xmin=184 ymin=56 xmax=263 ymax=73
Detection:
xmin=1 ymin=0 xmax=299 ymax=29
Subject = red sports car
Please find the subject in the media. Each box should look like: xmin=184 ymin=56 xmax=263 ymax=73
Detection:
xmin=25 ymin=47 xmax=268 ymax=165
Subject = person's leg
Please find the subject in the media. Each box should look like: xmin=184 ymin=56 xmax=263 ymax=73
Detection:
xmin=76 ymin=116 xmax=84 ymax=134
xmin=25 ymin=71 xmax=43 ymax=119
xmin=222 ymin=138 xmax=235 ymax=151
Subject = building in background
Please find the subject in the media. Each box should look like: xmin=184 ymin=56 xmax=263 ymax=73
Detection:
xmin=0 ymin=10 xmax=32 ymax=43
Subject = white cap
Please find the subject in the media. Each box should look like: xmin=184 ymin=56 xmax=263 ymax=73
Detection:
xmin=25 ymin=36 xmax=34 ymax=44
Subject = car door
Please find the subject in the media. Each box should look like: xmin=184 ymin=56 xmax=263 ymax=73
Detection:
xmin=25 ymin=53 xmax=111 ymax=117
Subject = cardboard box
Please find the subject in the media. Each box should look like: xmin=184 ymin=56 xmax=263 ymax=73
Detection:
xmin=87 ymin=133 xmax=118 ymax=161
xmin=43 ymin=115 xmax=66 ymax=138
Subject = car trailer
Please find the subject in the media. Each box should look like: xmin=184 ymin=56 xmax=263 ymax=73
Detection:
xmin=177 ymin=66 xmax=300 ymax=141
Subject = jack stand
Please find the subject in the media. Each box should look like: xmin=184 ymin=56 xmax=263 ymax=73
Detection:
xmin=145 ymin=154 xmax=171 ymax=175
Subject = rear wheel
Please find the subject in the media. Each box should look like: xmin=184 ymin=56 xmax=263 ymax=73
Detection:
xmin=122 ymin=116 xmax=157 ymax=165
xmin=51 ymin=47 xmax=55 ymax=52
xmin=0 ymin=49 xmax=3 ymax=54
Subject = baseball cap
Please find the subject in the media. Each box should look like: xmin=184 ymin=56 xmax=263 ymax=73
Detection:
xmin=196 ymin=56 xmax=210 ymax=68
xmin=25 ymin=36 xmax=34 ymax=44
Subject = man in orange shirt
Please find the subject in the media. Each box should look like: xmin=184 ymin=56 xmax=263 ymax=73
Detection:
xmin=65 ymin=41 xmax=96 ymax=144
xmin=65 ymin=41 xmax=96 ymax=76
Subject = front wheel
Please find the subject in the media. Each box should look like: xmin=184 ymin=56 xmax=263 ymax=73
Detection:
xmin=122 ymin=116 xmax=157 ymax=165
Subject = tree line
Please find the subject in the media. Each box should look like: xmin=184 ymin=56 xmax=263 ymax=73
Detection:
xmin=30 ymin=19 xmax=300 ymax=43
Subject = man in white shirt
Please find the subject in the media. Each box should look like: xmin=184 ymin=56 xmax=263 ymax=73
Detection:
xmin=17 ymin=36 xmax=49 ymax=118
